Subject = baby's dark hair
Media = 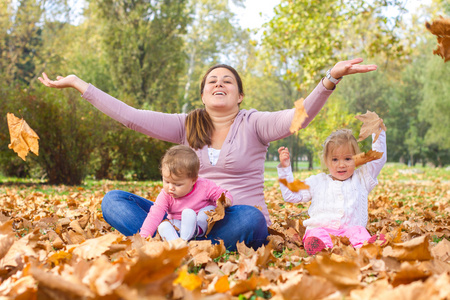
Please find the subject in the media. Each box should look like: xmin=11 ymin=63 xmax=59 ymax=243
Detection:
xmin=320 ymin=129 xmax=361 ymax=172
xmin=160 ymin=145 xmax=200 ymax=179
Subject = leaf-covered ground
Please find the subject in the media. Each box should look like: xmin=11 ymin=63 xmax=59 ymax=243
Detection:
xmin=0 ymin=164 xmax=449 ymax=299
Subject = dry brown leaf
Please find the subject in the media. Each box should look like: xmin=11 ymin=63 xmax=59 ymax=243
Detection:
xmin=289 ymin=98 xmax=309 ymax=133
xmin=30 ymin=267 xmax=94 ymax=298
xmin=278 ymin=178 xmax=310 ymax=192
xmin=431 ymin=238 xmax=450 ymax=262
xmin=276 ymin=274 xmax=338 ymax=300
xmin=383 ymin=235 xmax=433 ymax=261
xmin=353 ymin=150 xmax=384 ymax=167
xmin=304 ymin=254 xmax=361 ymax=287
xmin=204 ymin=193 xmax=226 ymax=236
xmin=230 ymin=275 xmax=269 ymax=296
xmin=67 ymin=232 xmax=122 ymax=259
xmin=426 ymin=16 xmax=450 ymax=62
xmin=0 ymin=220 xmax=15 ymax=260
xmin=391 ymin=261 xmax=431 ymax=287
xmin=355 ymin=110 xmax=386 ymax=143
xmin=7 ymin=113 xmax=40 ymax=161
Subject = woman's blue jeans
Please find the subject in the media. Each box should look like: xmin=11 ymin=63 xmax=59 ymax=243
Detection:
xmin=101 ymin=190 xmax=268 ymax=251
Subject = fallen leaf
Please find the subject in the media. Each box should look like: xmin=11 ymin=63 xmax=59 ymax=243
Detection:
xmin=275 ymin=274 xmax=338 ymax=300
xmin=304 ymin=254 xmax=361 ymax=287
xmin=391 ymin=261 xmax=431 ymax=287
xmin=353 ymin=150 xmax=384 ymax=167
xmin=383 ymin=235 xmax=433 ymax=261
xmin=30 ymin=267 xmax=94 ymax=298
xmin=278 ymin=178 xmax=310 ymax=192
xmin=425 ymin=16 xmax=450 ymax=62
xmin=0 ymin=220 xmax=15 ymax=260
xmin=204 ymin=193 xmax=226 ymax=236
xmin=431 ymin=238 xmax=450 ymax=262
xmin=7 ymin=113 xmax=39 ymax=161
xmin=214 ymin=275 xmax=230 ymax=293
xmin=67 ymin=232 xmax=122 ymax=259
xmin=355 ymin=110 xmax=386 ymax=143
xmin=174 ymin=265 xmax=202 ymax=291
xmin=289 ymin=98 xmax=308 ymax=133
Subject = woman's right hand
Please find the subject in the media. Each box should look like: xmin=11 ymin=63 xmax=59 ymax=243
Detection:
xmin=38 ymin=73 xmax=89 ymax=94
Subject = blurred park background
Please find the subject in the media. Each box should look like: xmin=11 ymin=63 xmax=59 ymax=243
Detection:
xmin=0 ymin=0 xmax=449 ymax=185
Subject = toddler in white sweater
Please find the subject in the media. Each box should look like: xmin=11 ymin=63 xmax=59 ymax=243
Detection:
xmin=277 ymin=127 xmax=386 ymax=255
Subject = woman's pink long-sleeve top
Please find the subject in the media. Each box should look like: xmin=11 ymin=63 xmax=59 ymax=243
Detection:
xmin=139 ymin=177 xmax=232 ymax=238
xmin=82 ymin=81 xmax=333 ymax=225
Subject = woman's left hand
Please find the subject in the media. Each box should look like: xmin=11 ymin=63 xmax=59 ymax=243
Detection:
xmin=330 ymin=58 xmax=377 ymax=79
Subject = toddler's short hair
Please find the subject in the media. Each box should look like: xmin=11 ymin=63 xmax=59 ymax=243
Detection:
xmin=320 ymin=129 xmax=361 ymax=171
xmin=161 ymin=145 xmax=200 ymax=179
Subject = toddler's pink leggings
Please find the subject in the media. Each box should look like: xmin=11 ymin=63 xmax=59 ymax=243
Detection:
xmin=303 ymin=226 xmax=371 ymax=249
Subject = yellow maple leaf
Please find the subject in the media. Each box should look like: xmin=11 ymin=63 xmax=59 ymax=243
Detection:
xmin=7 ymin=113 xmax=39 ymax=161
xmin=289 ymin=98 xmax=309 ymax=133
xmin=278 ymin=178 xmax=310 ymax=192
xmin=353 ymin=150 xmax=384 ymax=167
xmin=425 ymin=16 xmax=450 ymax=62
xmin=355 ymin=110 xmax=386 ymax=143
xmin=174 ymin=265 xmax=202 ymax=291
xmin=214 ymin=275 xmax=230 ymax=293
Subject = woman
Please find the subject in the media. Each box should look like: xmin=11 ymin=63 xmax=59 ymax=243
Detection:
xmin=39 ymin=58 xmax=377 ymax=250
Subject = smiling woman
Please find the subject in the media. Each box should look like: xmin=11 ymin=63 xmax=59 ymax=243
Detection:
xmin=38 ymin=58 xmax=377 ymax=251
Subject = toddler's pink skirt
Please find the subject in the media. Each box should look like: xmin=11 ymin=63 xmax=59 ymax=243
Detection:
xmin=303 ymin=226 xmax=371 ymax=249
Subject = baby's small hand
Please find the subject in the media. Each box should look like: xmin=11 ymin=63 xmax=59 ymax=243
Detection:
xmin=278 ymin=147 xmax=291 ymax=168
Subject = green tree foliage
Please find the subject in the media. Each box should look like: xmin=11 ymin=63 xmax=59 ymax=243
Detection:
xmin=0 ymin=0 xmax=43 ymax=86
xmin=259 ymin=0 xmax=407 ymax=91
xmin=88 ymin=0 xmax=189 ymax=111
xmin=181 ymin=0 xmax=248 ymax=111
xmin=418 ymin=54 xmax=450 ymax=166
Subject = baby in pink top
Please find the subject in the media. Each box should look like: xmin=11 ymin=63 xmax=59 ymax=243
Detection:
xmin=140 ymin=145 xmax=233 ymax=241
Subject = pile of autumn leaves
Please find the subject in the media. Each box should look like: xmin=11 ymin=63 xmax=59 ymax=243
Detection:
xmin=0 ymin=170 xmax=449 ymax=299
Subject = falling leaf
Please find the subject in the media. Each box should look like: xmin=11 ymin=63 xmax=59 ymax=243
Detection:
xmin=425 ymin=16 xmax=450 ymax=62
xmin=353 ymin=150 xmax=384 ymax=167
xmin=7 ymin=113 xmax=40 ymax=161
xmin=204 ymin=193 xmax=226 ymax=236
xmin=279 ymin=178 xmax=310 ymax=192
xmin=289 ymin=98 xmax=309 ymax=133
xmin=355 ymin=110 xmax=386 ymax=143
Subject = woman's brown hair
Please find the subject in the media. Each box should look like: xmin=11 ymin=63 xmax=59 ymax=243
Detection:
xmin=186 ymin=64 xmax=244 ymax=150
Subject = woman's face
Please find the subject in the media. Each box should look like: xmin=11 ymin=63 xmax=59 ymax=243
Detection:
xmin=201 ymin=68 xmax=243 ymax=113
